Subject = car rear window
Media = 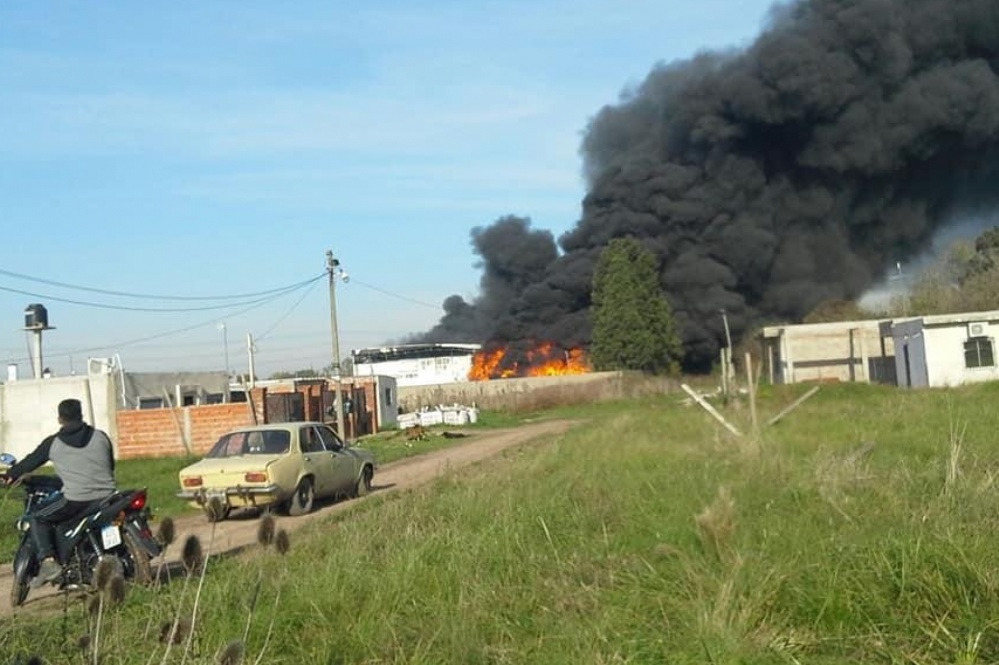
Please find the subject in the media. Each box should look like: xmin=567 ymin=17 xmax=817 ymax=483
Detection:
xmin=206 ymin=430 xmax=290 ymax=458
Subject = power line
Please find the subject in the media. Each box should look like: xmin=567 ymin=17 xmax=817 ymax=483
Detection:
xmin=3 ymin=278 xmax=319 ymax=364
xmin=349 ymin=278 xmax=442 ymax=309
xmin=0 ymin=267 xmax=325 ymax=301
xmin=0 ymin=275 xmax=323 ymax=312
xmin=255 ymin=278 xmax=322 ymax=342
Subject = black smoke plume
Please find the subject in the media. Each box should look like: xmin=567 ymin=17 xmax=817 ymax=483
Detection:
xmin=420 ymin=0 xmax=999 ymax=368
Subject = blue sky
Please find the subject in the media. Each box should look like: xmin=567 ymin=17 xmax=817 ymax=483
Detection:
xmin=0 ymin=0 xmax=777 ymax=378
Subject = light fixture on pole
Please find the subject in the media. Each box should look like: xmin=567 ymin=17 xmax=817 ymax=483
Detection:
xmin=23 ymin=303 xmax=54 ymax=380
xmin=326 ymin=250 xmax=349 ymax=443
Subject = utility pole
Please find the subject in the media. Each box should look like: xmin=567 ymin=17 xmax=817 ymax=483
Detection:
xmin=326 ymin=250 xmax=347 ymax=443
xmin=219 ymin=322 xmax=230 ymax=378
xmin=246 ymin=333 xmax=257 ymax=389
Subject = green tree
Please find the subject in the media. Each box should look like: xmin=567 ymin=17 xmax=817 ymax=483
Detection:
xmin=589 ymin=237 xmax=683 ymax=373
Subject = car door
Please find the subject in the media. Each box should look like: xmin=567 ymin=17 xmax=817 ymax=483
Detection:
xmin=298 ymin=425 xmax=336 ymax=496
xmin=317 ymin=425 xmax=356 ymax=496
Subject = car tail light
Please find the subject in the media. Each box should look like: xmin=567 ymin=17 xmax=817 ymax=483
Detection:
xmin=130 ymin=491 xmax=147 ymax=511
xmin=182 ymin=476 xmax=203 ymax=488
xmin=244 ymin=472 xmax=267 ymax=483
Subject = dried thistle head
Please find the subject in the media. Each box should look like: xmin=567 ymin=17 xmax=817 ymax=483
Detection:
xmin=206 ymin=497 xmax=227 ymax=522
xmin=275 ymin=529 xmax=290 ymax=556
xmin=94 ymin=557 xmax=118 ymax=592
xmin=257 ymin=514 xmax=275 ymax=547
xmin=217 ymin=639 xmax=245 ymax=665
xmin=76 ymin=634 xmax=91 ymax=651
xmin=182 ymin=535 xmax=203 ymax=575
xmin=157 ymin=517 xmax=176 ymax=547
xmin=106 ymin=574 xmax=127 ymax=606
xmin=25 ymin=657 xmax=43 ymax=665
xmin=159 ymin=618 xmax=191 ymax=645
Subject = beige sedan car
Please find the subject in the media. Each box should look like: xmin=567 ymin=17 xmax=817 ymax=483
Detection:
xmin=177 ymin=421 xmax=375 ymax=521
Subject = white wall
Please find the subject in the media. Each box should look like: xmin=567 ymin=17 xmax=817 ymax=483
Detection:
xmin=924 ymin=323 xmax=999 ymax=387
xmin=355 ymin=355 xmax=474 ymax=387
xmin=0 ymin=374 xmax=117 ymax=461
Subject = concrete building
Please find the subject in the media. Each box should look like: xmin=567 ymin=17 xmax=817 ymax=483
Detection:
xmin=759 ymin=319 xmax=897 ymax=385
xmin=1 ymin=363 xmax=397 ymax=460
xmin=352 ymin=343 xmax=481 ymax=387
xmin=888 ymin=310 xmax=999 ymax=388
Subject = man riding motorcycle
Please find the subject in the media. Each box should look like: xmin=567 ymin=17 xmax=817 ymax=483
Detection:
xmin=1 ymin=398 xmax=116 ymax=588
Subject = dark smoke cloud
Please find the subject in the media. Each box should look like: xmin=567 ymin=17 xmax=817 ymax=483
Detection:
xmin=420 ymin=0 xmax=999 ymax=368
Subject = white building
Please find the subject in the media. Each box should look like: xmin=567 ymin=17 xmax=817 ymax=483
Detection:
xmin=888 ymin=311 xmax=999 ymax=388
xmin=352 ymin=343 xmax=481 ymax=388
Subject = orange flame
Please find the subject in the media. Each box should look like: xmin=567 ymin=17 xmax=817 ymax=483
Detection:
xmin=469 ymin=343 xmax=590 ymax=381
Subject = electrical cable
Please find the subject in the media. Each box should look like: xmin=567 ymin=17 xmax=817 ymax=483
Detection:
xmin=0 ymin=267 xmax=326 ymax=301
xmin=5 ymin=277 xmax=319 ymax=364
xmin=0 ymin=275 xmax=323 ymax=312
xmin=255 ymin=278 xmax=323 ymax=342
xmin=349 ymin=278 xmax=441 ymax=309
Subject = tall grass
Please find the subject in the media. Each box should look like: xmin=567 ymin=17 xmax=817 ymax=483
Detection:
xmin=6 ymin=382 xmax=999 ymax=663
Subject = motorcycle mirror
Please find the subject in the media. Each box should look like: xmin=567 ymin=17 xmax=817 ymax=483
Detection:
xmin=0 ymin=453 xmax=16 ymax=467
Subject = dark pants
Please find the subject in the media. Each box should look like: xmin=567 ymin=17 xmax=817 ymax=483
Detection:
xmin=27 ymin=495 xmax=95 ymax=561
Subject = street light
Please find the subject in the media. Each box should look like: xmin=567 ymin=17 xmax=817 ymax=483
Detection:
xmin=326 ymin=250 xmax=349 ymax=443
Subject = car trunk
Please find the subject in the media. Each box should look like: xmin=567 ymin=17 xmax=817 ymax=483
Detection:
xmin=185 ymin=455 xmax=280 ymax=489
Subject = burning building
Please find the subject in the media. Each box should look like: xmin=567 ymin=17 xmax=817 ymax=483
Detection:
xmin=351 ymin=343 xmax=481 ymax=388
xmin=417 ymin=0 xmax=999 ymax=371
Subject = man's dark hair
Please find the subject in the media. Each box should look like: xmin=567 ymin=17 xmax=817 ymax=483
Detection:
xmin=58 ymin=398 xmax=83 ymax=422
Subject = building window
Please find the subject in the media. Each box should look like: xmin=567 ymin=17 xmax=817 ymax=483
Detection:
xmin=964 ymin=337 xmax=995 ymax=368
xmin=384 ymin=387 xmax=393 ymax=406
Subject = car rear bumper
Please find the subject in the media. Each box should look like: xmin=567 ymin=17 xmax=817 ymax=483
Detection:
xmin=177 ymin=485 xmax=283 ymax=508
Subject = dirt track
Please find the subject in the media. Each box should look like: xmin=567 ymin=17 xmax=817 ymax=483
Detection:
xmin=1 ymin=419 xmax=575 ymax=617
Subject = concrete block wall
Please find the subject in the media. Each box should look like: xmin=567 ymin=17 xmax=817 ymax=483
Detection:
xmin=397 ymin=371 xmax=672 ymax=413
xmin=0 ymin=374 xmax=117 ymax=462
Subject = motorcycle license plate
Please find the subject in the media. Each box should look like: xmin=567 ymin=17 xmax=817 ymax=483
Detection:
xmin=101 ymin=525 xmax=122 ymax=550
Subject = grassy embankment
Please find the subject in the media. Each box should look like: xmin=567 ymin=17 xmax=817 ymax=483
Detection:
xmin=5 ymin=381 xmax=999 ymax=663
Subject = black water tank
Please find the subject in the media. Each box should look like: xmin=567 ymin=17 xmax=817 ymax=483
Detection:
xmin=24 ymin=303 xmax=48 ymax=329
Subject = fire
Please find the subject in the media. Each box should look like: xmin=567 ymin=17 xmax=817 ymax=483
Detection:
xmin=468 ymin=343 xmax=590 ymax=381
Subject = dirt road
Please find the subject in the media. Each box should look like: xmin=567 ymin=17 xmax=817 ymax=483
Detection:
xmin=1 ymin=419 xmax=575 ymax=617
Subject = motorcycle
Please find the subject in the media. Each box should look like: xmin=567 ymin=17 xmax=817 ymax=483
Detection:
xmin=1 ymin=455 xmax=162 ymax=608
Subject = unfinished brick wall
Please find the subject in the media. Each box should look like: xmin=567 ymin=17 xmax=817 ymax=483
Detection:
xmin=115 ymin=388 xmax=266 ymax=459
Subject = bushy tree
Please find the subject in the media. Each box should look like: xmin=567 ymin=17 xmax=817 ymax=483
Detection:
xmin=589 ymin=237 xmax=683 ymax=374
xmin=903 ymin=228 xmax=999 ymax=315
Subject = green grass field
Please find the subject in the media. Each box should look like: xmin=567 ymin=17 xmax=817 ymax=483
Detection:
xmin=6 ymin=381 xmax=999 ymax=663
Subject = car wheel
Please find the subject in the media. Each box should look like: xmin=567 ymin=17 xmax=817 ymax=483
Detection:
xmin=288 ymin=478 xmax=315 ymax=516
xmin=354 ymin=466 xmax=373 ymax=498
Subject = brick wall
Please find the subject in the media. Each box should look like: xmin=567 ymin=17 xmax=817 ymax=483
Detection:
xmin=116 ymin=388 xmax=266 ymax=459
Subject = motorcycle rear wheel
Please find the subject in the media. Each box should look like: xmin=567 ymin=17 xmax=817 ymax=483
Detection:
xmin=123 ymin=531 xmax=153 ymax=586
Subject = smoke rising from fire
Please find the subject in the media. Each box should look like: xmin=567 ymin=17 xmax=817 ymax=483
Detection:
xmin=420 ymin=0 xmax=999 ymax=368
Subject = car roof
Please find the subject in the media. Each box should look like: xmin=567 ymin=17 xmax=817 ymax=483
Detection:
xmin=224 ymin=421 xmax=329 ymax=433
